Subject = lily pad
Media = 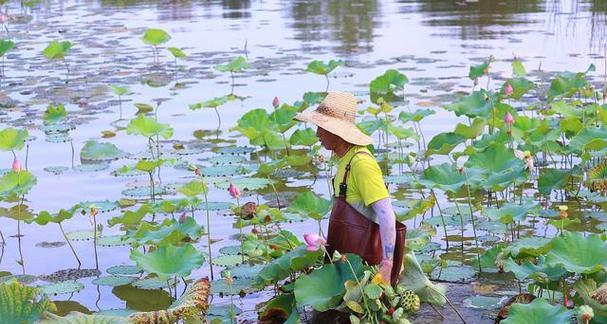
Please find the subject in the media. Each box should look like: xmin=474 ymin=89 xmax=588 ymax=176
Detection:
xmin=98 ymin=235 xmax=128 ymax=247
xmin=214 ymin=177 xmax=272 ymax=191
xmin=38 ymin=280 xmax=84 ymax=296
xmin=431 ymin=265 xmax=476 ymax=283
xmin=92 ymin=276 xmax=136 ymax=287
xmin=106 ymin=265 xmax=142 ymax=276
xmin=211 ymin=255 xmax=249 ymax=268
xmin=80 ymin=140 xmax=125 ymax=162
xmin=211 ymin=277 xmax=258 ymax=296
xmin=39 ymin=269 xmax=101 ymax=283
xmin=463 ymin=295 xmax=507 ymax=310
xmin=130 ymin=244 xmax=204 ymax=279
xmin=131 ymin=277 xmax=177 ymax=290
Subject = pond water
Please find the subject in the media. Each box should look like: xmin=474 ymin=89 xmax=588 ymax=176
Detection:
xmin=1 ymin=0 xmax=606 ymax=323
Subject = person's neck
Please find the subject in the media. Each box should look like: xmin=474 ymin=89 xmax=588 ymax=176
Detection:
xmin=334 ymin=142 xmax=355 ymax=157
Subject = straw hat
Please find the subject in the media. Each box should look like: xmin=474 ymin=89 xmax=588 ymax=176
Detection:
xmin=294 ymin=92 xmax=373 ymax=146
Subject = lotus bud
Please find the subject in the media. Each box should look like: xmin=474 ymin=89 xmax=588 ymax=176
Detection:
xmin=11 ymin=158 xmax=21 ymax=172
xmin=90 ymin=205 xmax=98 ymax=218
xmin=272 ymin=96 xmax=280 ymax=108
xmin=228 ymin=183 xmax=241 ymax=199
xmin=504 ymin=111 xmax=514 ymax=126
xmin=504 ymin=82 xmax=514 ymax=97
xmin=578 ymin=305 xmax=594 ymax=323
xmin=303 ymin=233 xmax=325 ymax=251
xmin=559 ymin=205 xmax=568 ymax=219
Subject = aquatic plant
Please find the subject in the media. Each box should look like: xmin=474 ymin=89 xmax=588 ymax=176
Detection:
xmin=42 ymin=40 xmax=72 ymax=83
xmin=306 ymin=59 xmax=343 ymax=91
xmin=141 ymin=28 xmax=171 ymax=65
xmin=189 ymin=94 xmax=236 ymax=131
xmin=214 ymin=56 xmax=250 ymax=93
xmin=110 ymin=85 xmax=131 ymax=120
xmin=0 ymin=39 xmax=13 ymax=83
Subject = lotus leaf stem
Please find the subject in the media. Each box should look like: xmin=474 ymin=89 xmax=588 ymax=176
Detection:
xmin=59 ymin=222 xmax=81 ymax=268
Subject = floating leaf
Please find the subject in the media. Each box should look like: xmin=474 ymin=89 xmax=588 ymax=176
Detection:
xmin=130 ymin=244 xmax=204 ymax=279
xmin=132 ymin=277 xmax=177 ymax=290
xmin=463 ymin=295 xmax=506 ymax=310
xmin=80 ymin=141 xmax=125 ymax=162
xmin=214 ymin=177 xmax=272 ymax=191
xmin=92 ymin=276 xmax=136 ymax=287
xmin=38 ymin=280 xmax=84 ymax=296
xmin=106 ymin=265 xmax=142 ymax=276
xmin=211 ymin=255 xmax=248 ymax=267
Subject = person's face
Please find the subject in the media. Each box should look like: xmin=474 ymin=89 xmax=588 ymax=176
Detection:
xmin=316 ymin=126 xmax=341 ymax=151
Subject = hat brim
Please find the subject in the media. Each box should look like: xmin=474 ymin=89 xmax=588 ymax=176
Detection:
xmin=294 ymin=111 xmax=373 ymax=146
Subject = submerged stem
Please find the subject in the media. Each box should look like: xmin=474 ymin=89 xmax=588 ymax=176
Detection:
xmin=59 ymin=222 xmax=81 ymax=268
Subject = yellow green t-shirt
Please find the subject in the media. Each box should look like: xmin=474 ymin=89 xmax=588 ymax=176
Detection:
xmin=333 ymin=146 xmax=389 ymax=223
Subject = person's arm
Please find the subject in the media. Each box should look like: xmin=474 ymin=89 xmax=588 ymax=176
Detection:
xmin=371 ymin=197 xmax=396 ymax=280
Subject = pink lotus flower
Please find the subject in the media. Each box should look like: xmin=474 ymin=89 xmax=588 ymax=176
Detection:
xmin=504 ymin=111 xmax=514 ymax=126
xmin=228 ymin=183 xmax=240 ymax=198
xmin=0 ymin=15 xmax=7 ymax=24
xmin=272 ymin=96 xmax=280 ymax=108
xmin=303 ymin=233 xmax=325 ymax=251
xmin=12 ymin=158 xmax=21 ymax=172
xmin=504 ymin=82 xmax=513 ymax=97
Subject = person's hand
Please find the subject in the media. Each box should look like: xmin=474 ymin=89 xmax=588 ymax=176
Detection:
xmin=379 ymin=259 xmax=393 ymax=284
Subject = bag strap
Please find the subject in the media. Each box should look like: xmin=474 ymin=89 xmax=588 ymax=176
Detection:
xmin=339 ymin=150 xmax=373 ymax=198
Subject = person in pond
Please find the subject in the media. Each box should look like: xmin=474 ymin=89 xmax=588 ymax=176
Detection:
xmin=295 ymin=92 xmax=406 ymax=285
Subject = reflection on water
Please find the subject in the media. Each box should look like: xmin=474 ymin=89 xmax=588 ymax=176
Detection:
xmin=286 ymin=0 xmax=380 ymax=54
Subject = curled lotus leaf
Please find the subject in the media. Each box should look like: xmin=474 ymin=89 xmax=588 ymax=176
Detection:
xmin=0 ymin=39 xmax=14 ymax=57
xmin=127 ymin=114 xmax=173 ymax=139
xmin=468 ymin=58 xmax=491 ymax=80
xmin=130 ymin=244 xmax=204 ymax=279
xmin=215 ymin=56 xmax=250 ymax=73
xmin=369 ymin=69 xmax=408 ymax=103
xmin=545 ymin=231 xmax=607 ymax=274
xmin=127 ymin=217 xmax=203 ymax=247
xmin=43 ymin=104 xmax=67 ymax=125
xmin=504 ymin=256 xmax=567 ymax=282
xmin=255 ymin=245 xmax=322 ymax=288
xmin=287 ymin=191 xmax=332 ymax=221
xmin=129 ymin=278 xmax=210 ymax=323
xmin=42 ymin=40 xmax=72 ymax=60
xmin=501 ymin=298 xmax=573 ymax=324
xmin=167 ymin=47 xmax=186 ymax=58
xmin=289 ymin=128 xmax=317 ymax=147
xmin=0 ymin=128 xmax=28 ymax=151
xmin=305 ymin=59 xmax=343 ymax=75
xmin=0 ymin=280 xmax=56 ymax=324
xmin=141 ymin=28 xmax=171 ymax=46
xmin=426 ymin=132 xmax=466 ymax=156
xmin=444 ymin=89 xmax=497 ymax=119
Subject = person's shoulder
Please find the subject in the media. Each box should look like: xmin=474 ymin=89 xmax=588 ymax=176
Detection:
xmin=350 ymin=148 xmax=379 ymax=166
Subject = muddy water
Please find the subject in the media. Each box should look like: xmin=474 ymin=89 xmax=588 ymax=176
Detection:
xmin=0 ymin=0 xmax=605 ymax=322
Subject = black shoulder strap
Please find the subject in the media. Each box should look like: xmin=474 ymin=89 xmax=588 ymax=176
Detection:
xmin=338 ymin=150 xmax=373 ymax=198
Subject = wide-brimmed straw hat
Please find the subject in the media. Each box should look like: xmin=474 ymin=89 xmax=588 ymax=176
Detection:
xmin=294 ymin=92 xmax=373 ymax=146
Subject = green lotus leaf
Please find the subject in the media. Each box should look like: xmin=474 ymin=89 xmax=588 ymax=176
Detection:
xmin=214 ymin=177 xmax=272 ymax=191
xmin=538 ymin=167 xmax=577 ymax=195
xmin=509 ymin=237 xmax=551 ymax=258
xmin=0 ymin=170 xmax=36 ymax=198
xmin=112 ymin=284 xmax=172 ymax=311
xmin=302 ymin=91 xmax=326 ymax=107
xmin=305 ymin=59 xmax=343 ymax=75
xmin=287 ymin=191 xmax=331 ymax=220
xmin=127 ymin=217 xmax=203 ymax=247
xmin=431 ymin=265 xmax=476 ymax=283
xmin=42 ymin=40 xmax=72 ymax=60
xmin=565 ymin=126 xmax=607 ymax=154
xmin=420 ymin=163 xmax=480 ymax=192
xmin=38 ymin=280 xmax=84 ymax=296
xmin=484 ymin=201 xmax=540 ymax=224
xmin=398 ymin=108 xmax=435 ymax=123
xmin=80 ymin=141 xmax=125 ymax=162
xmin=232 ymin=108 xmax=275 ymax=144
xmin=106 ymin=265 xmax=142 ymax=276
xmin=27 ymin=207 xmax=76 ymax=225
xmin=37 ymin=312 xmax=128 ymax=323
xmin=211 ymin=255 xmax=249 ymax=267
xmin=512 ymin=59 xmax=526 ymax=77
xmin=464 ymin=143 xmax=527 ymax=190
xmin=141 ymin=28 xmax=171 ymax=46
xmin=405 ymin=229 xmax=431 ymax=252
xmin=426 ymin=132 xmax=466 ymax=156
xmin=167 ymin=47 xmax=186 ymax=58
xmin=444 ymin=89 xmax=497 ymax=118
xmin=230 ymin=264 xmax=265 ymax=279
xmin=178 ymin=179 xmax=208 ymax=197
xmin=504 ymin=256 xmax=567 ymax=282
xmin=369 ymin=69 xmax=408 ymax=103
xmin=200 ymin=165 xmax=247 ymax=177
xmin=134 ymin=159 xmax=163 ymax=172
xmin=97 ymin=235 xmax=128 ymax=247
xmin=92 ymin=276 xmax=136 ymax=287
xmin=110 ymin=85 xmax=130 ymax=96
xmin=43 ymin=104 xmax=67 ymax=125
xmin=468 ymin=58 xmax=490 ymax=80
xmin=357 ymin=118 xmax=386 ymax=136
xmin=0 ymin=280 xmax=56 ymax=323
xmin=127 ymin=114 xmax=173 ymax=139
xmin=207 ymin=155 xmax=245 ymax=165
xmin=131 ymin=277 xmax=177 ymax=290
xmin=65 ymin=230 xmax=99 ymax=241
xmin=130 ymin=244 xmax=204 ymax=279
xmin=387 ymin=125 xmax=419 ymax=141
xmin=189 ymin=94 xmax=235 ymax=110
xmin=0 ymin=127 xmax=28 ymax=151
xmin=289 ymin=128 xmax=318 ymax=147
xmin=463 ymin=295 xmax=506 ymax=310
xmin=255 ymin=245 xmax=322 ymax=287
xmin=108 ymin=204 xmax=152 ymax=227
xmin=258 ymin=293 xmax=296 ymax=322
xmin=0 ymin=39 xmax=14 ymax=57
xmin=501 ymin=298 xmax=573 ymax=324
xmin=501 ymin=78 xmax=536 ymax=99
xmin=547 ymin=67 xmax=593 ymax=100
xmin=0 ymin=274 xmax=37 ymax=284
xmin=215 ymin=56 xmax=250 ymax=73
xmin=208 ymin=303 xmax=243 ymax=319
xmin=546 ymin=231 xmax=607 ymax=274
xmin=211 ymin=277 xmax=258 ymax=296
xmin=294 ymin=254 xmax=365 ymax=312
xmin=454 ymin=118 xmax=487 ymax=139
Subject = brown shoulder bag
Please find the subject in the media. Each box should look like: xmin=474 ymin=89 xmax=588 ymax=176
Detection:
xmin=326 ymin=151 xmax=407 ymax=286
